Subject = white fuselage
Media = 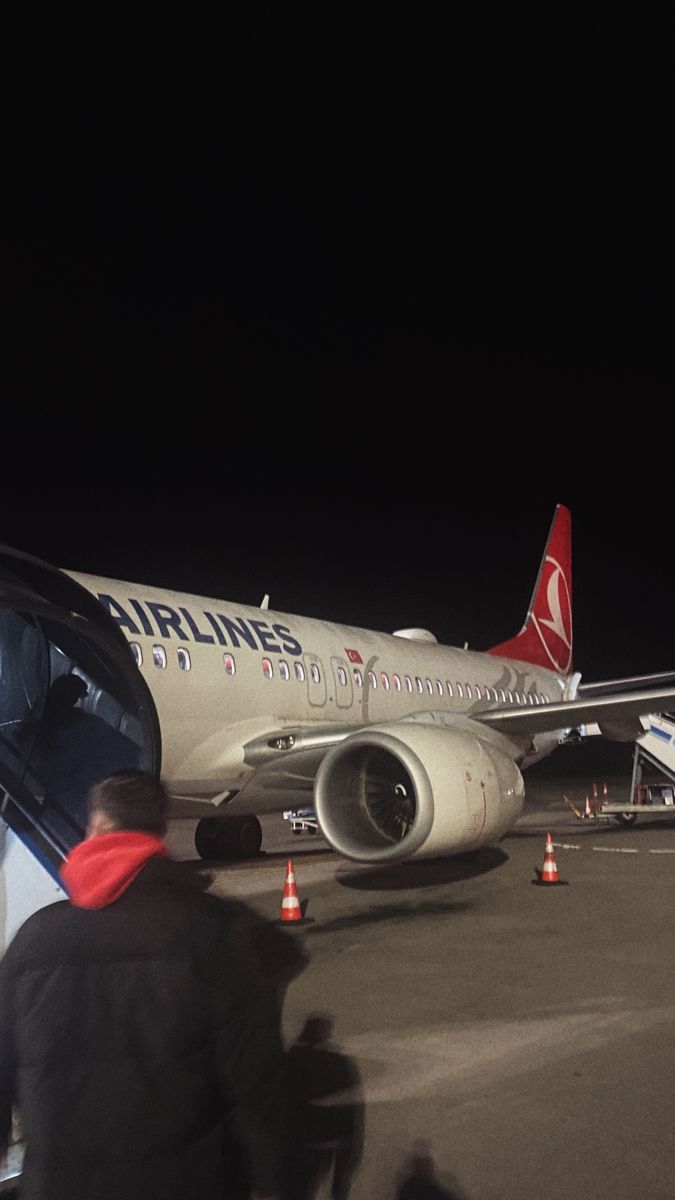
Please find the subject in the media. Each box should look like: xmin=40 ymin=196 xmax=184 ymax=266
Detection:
xmin=68 ymin=572 xmax=567 ymax=806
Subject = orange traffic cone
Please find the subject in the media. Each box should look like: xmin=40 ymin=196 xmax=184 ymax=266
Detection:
xmin=279 ymin=859 xmax=303 ymax=922
xmin=532 ymin=833 xmax=568 ymax=886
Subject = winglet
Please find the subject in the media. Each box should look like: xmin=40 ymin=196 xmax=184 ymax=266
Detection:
xmin=487 ymin=505 xmax=573 ymax=675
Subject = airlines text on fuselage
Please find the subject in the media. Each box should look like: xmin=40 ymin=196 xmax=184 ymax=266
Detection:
xmin=98 ymin=594 xmax=303 ymax=656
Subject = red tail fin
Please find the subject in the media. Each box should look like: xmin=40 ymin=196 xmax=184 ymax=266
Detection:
xmin=488 ymin=505 xmax=572 ymax=674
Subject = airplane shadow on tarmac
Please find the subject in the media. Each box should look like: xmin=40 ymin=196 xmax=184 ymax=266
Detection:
xmin=335 ymin=847 xmax=508 ymax=891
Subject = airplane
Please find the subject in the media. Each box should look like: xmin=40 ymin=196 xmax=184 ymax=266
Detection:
xmin=2 ymin=504 xmax=675 ymax=874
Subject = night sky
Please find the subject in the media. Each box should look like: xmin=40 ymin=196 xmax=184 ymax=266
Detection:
xmin=4 ymin=10 xmax=671 ymax=684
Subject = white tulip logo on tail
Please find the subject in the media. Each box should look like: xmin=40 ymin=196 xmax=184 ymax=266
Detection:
xmin=532 ymin=555 xmax=572 ymax=674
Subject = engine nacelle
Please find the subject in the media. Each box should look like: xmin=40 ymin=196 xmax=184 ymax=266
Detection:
xmin=314 ymin=721 xmax=524 ymax=864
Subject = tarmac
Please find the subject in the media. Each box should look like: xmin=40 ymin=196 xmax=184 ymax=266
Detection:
xmin=164 ymin=748 xmax=675 ymax=1200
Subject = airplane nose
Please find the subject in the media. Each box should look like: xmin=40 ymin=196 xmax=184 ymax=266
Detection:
xmin=0 ymin=548 xmax=160 ymax=869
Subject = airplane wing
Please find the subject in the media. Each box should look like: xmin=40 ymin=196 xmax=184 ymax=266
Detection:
xmin=476 ymin=685 xmax=675 ymax=741
xmin=577 ymin=670 xmax=675 ymax=697
xmin=221 ymin=684 xmax=675 ymax=815
xmin=222 ymin=682 xmax=675 ymax=813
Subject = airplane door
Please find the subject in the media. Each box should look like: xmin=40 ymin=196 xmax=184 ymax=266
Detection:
xmin=0 ymin=549 xmax=161 ymax=869
xmin=331 ymin=656 xmax=353 ymax=709
xmin=304 ymin=654 xmax=327 ymax=708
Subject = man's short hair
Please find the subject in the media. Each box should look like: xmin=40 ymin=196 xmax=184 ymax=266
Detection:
xmin=87 ymin=770 xmax=169 ymax=836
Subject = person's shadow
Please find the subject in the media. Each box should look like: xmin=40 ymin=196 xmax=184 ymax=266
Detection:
xmin=284 ymin=1013 xmax=364 ymax=1200
xmin=395 ymin=1140 xmax=468 ymax=1199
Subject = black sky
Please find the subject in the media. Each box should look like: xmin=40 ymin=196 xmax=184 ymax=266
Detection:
xmin=3 ymin=8 xmax=671 ymax=682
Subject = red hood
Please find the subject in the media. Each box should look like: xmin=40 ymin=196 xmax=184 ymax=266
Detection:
xmin=60 ymin=831 xmax=170 ymax=909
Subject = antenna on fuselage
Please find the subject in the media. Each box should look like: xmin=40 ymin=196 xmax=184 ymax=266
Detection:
xmin=260 ymin=594 xmax=270 ymax=610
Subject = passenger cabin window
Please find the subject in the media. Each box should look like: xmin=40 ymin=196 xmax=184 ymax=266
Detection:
xmin=507 ymin=690 xmax=513 ymax=703
xmin=381 ymin=672 xmax=390 ymax=690
xmin=262 ymin=658 xmax=274 ymax=679
xmin=353 ymin=668 xmax=363 ymax=687
xmin=310 ymin=663 xmax=321 ymax=684
xmin=130 ymin=642 xmax=142 ymax=667
xmin=405 ymin=676 xmax=413 ymax=692
xmin=224 ymin=654 xmax=236 ymax=676
xmin=446 ymin=682 xmax=453 ymax=697
xmin=295 ymin=662 xmax=305 ymax=682
xmin=368 ymin=670 xmax=377 ymax=689
xmin=152 ymin=645 xmax=167 ymax=669
xmin=177 ymin=648 xmax=191 ymax=671
xmin=499 ymin=689 xmax=506 ymax=702
xmin=475 ymin=684 xmax=482 ymax=699
xmin=436 ymin=680 xmax=443 ymax=696
xmin=279 ymin=660 xmax=290 ymax=681
xmin=393 ymin=674 xmax=402 ymax=691
xmin=337 ymin=666 xmax=347 ymax=686
xmin=466 ymin=684 xmax=473 ymax=699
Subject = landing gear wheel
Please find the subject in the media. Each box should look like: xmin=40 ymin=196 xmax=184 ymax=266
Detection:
xmin=195 ymin=815 xmax=263 ymax=860
xmin=614 ymin=812 xmax=638 ymax=826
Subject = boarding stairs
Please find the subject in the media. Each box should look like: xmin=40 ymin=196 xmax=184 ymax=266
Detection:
xmin=598 ymin=713 xmax=675 ymax=821
xmin=0 ymin=777 xmax=70 ymax=1193
xmin=636 ymin=713 xmax=675 ymax=782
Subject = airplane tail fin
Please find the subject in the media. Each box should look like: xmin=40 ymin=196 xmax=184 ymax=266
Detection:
xmin=487 ymin=504 xmax=573 ymax=675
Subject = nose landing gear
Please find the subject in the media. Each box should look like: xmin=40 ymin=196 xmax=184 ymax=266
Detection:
xmin=194 ymin=814 xmax=263 ymax=860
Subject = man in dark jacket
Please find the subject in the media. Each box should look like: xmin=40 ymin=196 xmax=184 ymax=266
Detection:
xmin=0 ymin=770 xmax=284 ymax=1199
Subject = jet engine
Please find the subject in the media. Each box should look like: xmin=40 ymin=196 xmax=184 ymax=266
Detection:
xmin=313 ymin=721 xmax=524 ymax=864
